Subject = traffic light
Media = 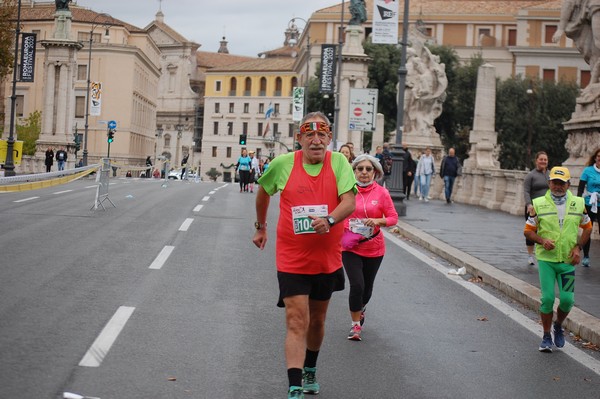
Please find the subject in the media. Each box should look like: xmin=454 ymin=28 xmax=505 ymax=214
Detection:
xmin=107 ymin=128 xmax=115 ymax=143
xmin=239 ymin=134 xmax=247 ymax=145
xmin=74 ymin=135 xmax=80 ymax=152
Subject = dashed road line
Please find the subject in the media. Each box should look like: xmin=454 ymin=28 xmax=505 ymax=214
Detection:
xmin=79 ymin=306 xmax=136 ymax=367
xmin=53 ymin=190 xmax=73 ymax=195
xmin=179 ymin=218 xmax=194 ymax=231
xmin=193 ymin=204 xmax=203 ymax=212
xmin=149 ymin=245 xmax=175 ymax=270
xmin=14 ymin=197 xmax=39 ymax=203
xmin=201 ymin=196 xmax=210 ymax=202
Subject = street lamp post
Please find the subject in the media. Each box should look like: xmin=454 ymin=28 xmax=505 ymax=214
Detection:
xmin=154 ymin=127 xmax=163 ymax=168
xmin=82 ymin=13 xmax=112 ymax=166
xmin=3 ymin=0 xmax=23 ymax=177
xmin=526 ymin=82 xmax=534 ymax=169
xmin=332 ymin=0 xmax=345 ymax=150
xmin=287 ymin=17 xmax=311 ymax=118
xmin=390 ymin=0 xmax=410 ymax=216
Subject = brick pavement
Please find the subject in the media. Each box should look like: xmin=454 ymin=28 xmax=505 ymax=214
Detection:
xmin=394 ymin=197 xmax=600 ymax=346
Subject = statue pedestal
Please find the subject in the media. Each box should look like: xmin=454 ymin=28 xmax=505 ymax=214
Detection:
xmin=53 ymin=10 xmax=73 ymax=40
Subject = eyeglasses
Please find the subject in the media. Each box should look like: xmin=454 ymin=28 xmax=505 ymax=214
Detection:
xmin=356 ymin=166 xmax=374 ymax=172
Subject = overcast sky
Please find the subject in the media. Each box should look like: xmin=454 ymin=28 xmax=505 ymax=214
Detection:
xmin=74 ymin=0 xmax=339 ymax=57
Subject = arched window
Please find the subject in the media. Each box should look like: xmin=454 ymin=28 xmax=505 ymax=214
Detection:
xmin=290 ymin=77 xmax=299 ymax=96
xmin=259 ymin=77 xmax=267 ymax=96
xmin=275 ymin=77 xmax=282 ymax=97
xmin=164 ymin=134 xmax=171 ymax=148
xmin=244 ymin=77 xmax=252 ymax=96
xmin=229 ymin=77 xmax=237 ymax=96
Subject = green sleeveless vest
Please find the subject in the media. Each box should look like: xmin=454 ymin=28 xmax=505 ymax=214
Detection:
xmin=532 ymin=191 xmax=585 ymax=263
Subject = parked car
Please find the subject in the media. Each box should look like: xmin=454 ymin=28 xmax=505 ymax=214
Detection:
xmin=168 ymin=169 xmax=198 ymax=180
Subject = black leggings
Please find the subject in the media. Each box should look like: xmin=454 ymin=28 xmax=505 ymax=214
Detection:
xmin=239 ymin=170 xmax=250 ymax=191
xmin=583 ymin=204 xmax=598 ymax=257
xmin=342 ymin=251 xmax=384 ymax=312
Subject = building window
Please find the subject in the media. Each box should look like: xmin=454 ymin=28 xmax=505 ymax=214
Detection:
xmin=543 ymin=69 xmax=556 ymax=81
xmin=215 ymin=81 xmax=222 ymax=91
xmin=291 ymin=77 xmax=298 ymax=88
xmin=259 ymin=103 xmax=265 ymax=114
xmin=243 ymin=103 xmax=249 ymax=113
xmin=289 ymin=123 xmax=294 ymax=137
xmin=164 ymin=134 xmax=171 ymax=147
xmin=259 ymin=77 xmax=267 ymax=96
xmin=75 ymin=96 xmax=86 ymax=118
xmin=229 ymin=77 xmax=237 ymax=96
xmin=229 ymin=102 xmax=235 ymax=113
xmin=227 ymin=121 xmax=233 ymax=135
xmin=212 ymin=146 xmax=217 ymax=157
xmin=581 ymin=70 xmax=591 ymax=88
xmin=258 ymin=122 xmax=263 ymax=136
xmin=545 ymin=25 xmax=558 ymax=44
xmin=227 ymin=147 xmax=232 ymax=157
xmin=244 ymin=77 xmax=252 ymax=96
xmin=77 ymin=65 xmax=87 ymax=81
xmin=274 ymin=103 xmax=280 ymax=116
xmin=15 ymin=95 xmax=24 ymax=117
xmin=507 ymin=29 xmax=517 ymax=46
xmin=273 ymin=123 xmax=279 ymax=135
xmin=243 ymin=122 xmax=248 ymax=134
xmin=213 ymin=121 xmax=219 ymax=135
xmin=77 ymin=31 xmax=102 ymax=43
xmin=275 ymin=77 xmax=282 ymax=96
xmin=215 ymin=103 xmax=220 ymax=113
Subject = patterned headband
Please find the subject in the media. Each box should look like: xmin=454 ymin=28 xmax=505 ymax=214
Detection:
xmin=299 ymin=121 xmax=331 ymax=134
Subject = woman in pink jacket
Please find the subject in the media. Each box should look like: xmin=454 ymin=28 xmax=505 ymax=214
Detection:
xmin=342 ymin=154 xmax=399 ymax=341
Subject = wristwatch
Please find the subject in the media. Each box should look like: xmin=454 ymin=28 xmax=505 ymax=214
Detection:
xmin=325 ymin=215 xmax=336 ymax=227
xmin=254 ymin=221 xmax=267 ymax=230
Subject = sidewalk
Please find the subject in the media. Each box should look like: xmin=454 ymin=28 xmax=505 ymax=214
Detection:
xmin=395 ymin=198 xmax=600 ymax=346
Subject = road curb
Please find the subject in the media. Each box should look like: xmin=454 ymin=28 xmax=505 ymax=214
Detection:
xmin=395 ymin=220 xmax=600 ymax=348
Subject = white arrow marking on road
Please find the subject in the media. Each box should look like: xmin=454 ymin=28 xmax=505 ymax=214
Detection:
xmin=179 ymin=218 xmax=194 ymax=231
xmin=149 ymin=245 xmax=175 ymax=270
xmin=193 ymin=204 xmax=204 ymax=212
xmin=14 ymin=197 xmax=39 ymax=203
xmin=202 ymin=196 xmax=210 ymax=202
xmin=78 ymin=306 xmax=135 ymax=367
xmin=53 ymin=190 xmax=73 ymax=195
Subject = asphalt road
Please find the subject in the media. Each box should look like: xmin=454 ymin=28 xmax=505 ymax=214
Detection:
xmin=1 ymin=177 xmax=599 ymax=398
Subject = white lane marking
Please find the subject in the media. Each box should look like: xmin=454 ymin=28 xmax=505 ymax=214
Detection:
xmin=193 ymin=204 xmax=204 ymax=212
xmin=53 ymin=190 xmax=73 ymax=195
xmin=179 ymin=218 xmax=194 ymax=231
xmin=384 ymin=231 xmax=600 ymax=376
xmin=14 ymin=197 xmax=39 ymax=203
xmin=85 ymin=185 xmax=97 ymax=189
xmin=209 ymin=190 xmax=216 ymax=194
xmin=201 ymin=196 xmax=210 ymax=202
xmin=78 ymin=306 xmax=135 ymax=367
xmin=149 ymin=245 xmax=175 ymax=270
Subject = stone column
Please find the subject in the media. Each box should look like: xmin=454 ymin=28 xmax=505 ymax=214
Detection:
xmin=55 ymin=62 xmax=68 ymax=138
xmin=42 ymin=62 xmax=56 ymax=135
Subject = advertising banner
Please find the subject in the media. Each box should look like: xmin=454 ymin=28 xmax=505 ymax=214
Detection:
xmin=20 ymin=33 xmax=37 ymax=82
xmin=292 ymin=87 xmax=305 ymax=121
xmin=319 ymin=44 xmax=336 ymax=94
xmin=372 ymin=0 xmax=399 ymax=44
xmin=90 ymin=82 xmax=102 ymax=116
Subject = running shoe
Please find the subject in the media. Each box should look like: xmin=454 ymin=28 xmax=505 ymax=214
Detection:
xmin=553 ymin=323 xmax=565 ymax=348
xmin=360 ymin=307 xmax=366 ymax=326
xmin=528 ymin=255 xmax=535 ymax=266
xmin=302 ymin=367 xmax=319 ymax=395
xmin=347 ymin=324 xmax=362 ymax=341
xmin=582 ymin=257 xmax=590 ymax=267
xmin=539 ymin=333 xmax=553 ymax=352
xmin=288 ymin=386 xmax=305 ymax=398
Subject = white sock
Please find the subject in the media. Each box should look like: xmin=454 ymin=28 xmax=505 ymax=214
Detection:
xmin=352 ymin=321 xmax=360 ymax=327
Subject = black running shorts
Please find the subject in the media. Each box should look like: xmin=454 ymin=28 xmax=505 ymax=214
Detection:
xmin=277 ymin=267 xmax=345 ymax=307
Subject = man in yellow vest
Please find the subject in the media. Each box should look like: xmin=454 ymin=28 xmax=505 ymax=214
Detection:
xmin=524 ymin=166 xmax=592 ymax=352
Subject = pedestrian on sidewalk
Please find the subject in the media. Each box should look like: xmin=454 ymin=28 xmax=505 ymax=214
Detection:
xmin=252 ymin=111 xmax=356 ymax=399
xmin=145 ymin=156 xmax=152 ymax=178
xmin=55 ymin=147 xmax=67 ymax=171
xmin=402 ymin=144 xmax=416 ymax=200
xmin=416 ymin=147 xmax=434 ymax=201
xmin=379 ymin=143 xmax=393 ymax=188
xmin=523 ymin=151 xmax=549 ymax=265
xmin=577 ymin=147 xmax=600 ymax=267
xmin=341 ymin=154 xmax=398 ymax=341
xmin=249 ymin=151 xmax=260 ymax=193
xmin=439 ymin=147 xmax=461 ymax=204
xmin=524 ymin=166 xmax=592 ymax=353
xmin=236 ymin=149 xmax=251 ymax=192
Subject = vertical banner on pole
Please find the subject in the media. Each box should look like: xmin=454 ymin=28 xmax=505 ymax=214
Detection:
xmin=19 ymin=33 xmax=36 ymax=82
xmin=372 ymin=0 xmax=399 ymax=44
xmin=90 ymin=82 xmax=102 ymax=116
xmin=319 ymin=44 xmax=336 ymax=94
xmin=292 ymin=87 xmax=305 ymax=121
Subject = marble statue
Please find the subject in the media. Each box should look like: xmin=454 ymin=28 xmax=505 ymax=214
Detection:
xmin=349 ymin=0 xmax=367 ymax=25
xmin=553 ymin=0 xmax=600 ymax=91
xmin=403 ymin=45 xmax=448 ymax=136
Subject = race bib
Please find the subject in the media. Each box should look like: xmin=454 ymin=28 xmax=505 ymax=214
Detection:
xmin=291 ymin=205 xmax=328 ymax=234
xmin=349 ymin=218 xmax=373 ymax=238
